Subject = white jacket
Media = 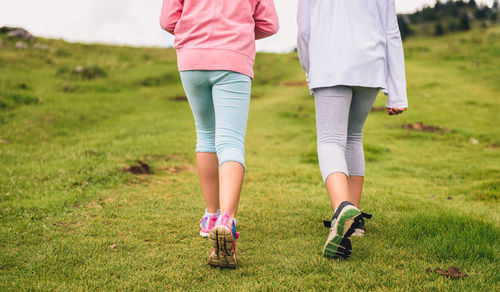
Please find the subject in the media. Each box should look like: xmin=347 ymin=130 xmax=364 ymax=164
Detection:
xmin=297 ymin=0 xmax=408 ymax=108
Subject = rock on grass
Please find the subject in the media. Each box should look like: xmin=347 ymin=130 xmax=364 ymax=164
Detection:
xmin=0 ymin=26 xmax=35 ymax=40
xmin=15 ymin=41 xmax=28 ymax=50
xmin=57 ymin=65 xmax=107 ymax=80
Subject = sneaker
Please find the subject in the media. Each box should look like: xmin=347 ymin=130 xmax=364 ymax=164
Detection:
xmin=199 ymin=211 xmax=219 ymax=238
xmin=322 ymin=201 xmax=363 ymax=259
xmin=324 ymin=211 xmax=372 ymax=237
xmin=352 ymin=212 xmax=372 ymax=237
xmin=208 ymin=212 xmax=239 ymax=269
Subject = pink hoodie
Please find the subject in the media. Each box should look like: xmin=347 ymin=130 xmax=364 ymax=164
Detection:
xmin=160 ymin=0 xmax=279 ymax=78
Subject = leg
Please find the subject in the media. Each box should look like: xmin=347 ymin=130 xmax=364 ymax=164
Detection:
xmin=211 ymin=71 xmax=252 ymax=218
xmin=325 ymin=174 xmax=350 ymax=209
xmin=348 ymin=176 xmax=364 ymax=208
xmin=346 ymin=87 xmax=379 ymax=208
xmin=196 ymin=153 xmax=219 ymax=213
xmin=218 ymin=162 xmax=244 ymax=217
xmin=314 ymin=86 xmax=353 ymax=209
xmin=180 ymin=71 xmax=219 ymax=213
xmin=208 ymin=71 xmax=250 ymax=268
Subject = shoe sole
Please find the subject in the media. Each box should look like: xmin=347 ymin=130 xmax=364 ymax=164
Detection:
xmin=351 ymin=228 xmax=365 ymax=237
xmin=323 ymin=206 xmax=362 ymax=259
xmin=208 ymin=226 xmax=236 ymax=269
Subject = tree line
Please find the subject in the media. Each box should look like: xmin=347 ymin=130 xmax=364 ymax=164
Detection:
xmin=398 ymin=0 xmax=499 ymax=39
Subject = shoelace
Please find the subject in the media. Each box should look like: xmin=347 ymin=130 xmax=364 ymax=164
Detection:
xmin=209 ymin=215 xmax=217 ymax=226
xmin=361 ymin=212 xmax=373 ymax=219
xmin=200 ymin=214 xmax=218 ymax=228
xmin=323 ymin=212 xmax=373 ymax=228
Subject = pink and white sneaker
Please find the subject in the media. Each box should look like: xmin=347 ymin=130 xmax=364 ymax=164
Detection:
xmin=208 ymin=212 xmax=239 ymax=269
xmin=199 ymin=211 xmax=219 ymax=238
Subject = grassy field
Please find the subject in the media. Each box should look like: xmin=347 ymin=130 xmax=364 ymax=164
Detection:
xmin=0 ymin=25 xmax=499 ymax=290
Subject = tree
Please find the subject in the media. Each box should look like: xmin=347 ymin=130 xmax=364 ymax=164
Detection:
xmin=456 ymin=0 xmax=466 ymax=8
xmin=397 ymin=15 xmax=412 ymax=40
xmin=445 ymin=0 xmax=460 ymax=17
xmin=459 ymin=13 xmax=471 ymax=30
xmin=448 ymin=19 xmax=459 ymax=31
xmin=468 ymin=0 xmax=477 ymax=8
xmin=475 ymin=5 xmax=490 ymax=19
xmin=492 ymin=0 xmax=499 ymax=21
xmin=420 ymin=6 xmax=438 ymax=21
xmin=434 ymin=0 xmax=445 ymax=11
xmin=489 ymin=10 xmax=499 ymax=21
xmin=435 ymin=22 xmax=445 ymax=36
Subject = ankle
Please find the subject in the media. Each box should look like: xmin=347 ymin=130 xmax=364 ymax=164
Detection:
xmin=205 ymin=209 xmax=220 ymax=217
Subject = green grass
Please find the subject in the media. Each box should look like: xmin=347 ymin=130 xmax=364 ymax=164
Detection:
xmin=1 ymin=26 xmax=499 ymax=290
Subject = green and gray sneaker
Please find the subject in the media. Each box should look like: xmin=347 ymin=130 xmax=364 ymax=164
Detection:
xmin=352 ymin=212 xmax=372 ymax=237
xmin=322 ymin=201 xmax=363 ymax=259
xmin=324 ymin=211 xmax=372 ymax=237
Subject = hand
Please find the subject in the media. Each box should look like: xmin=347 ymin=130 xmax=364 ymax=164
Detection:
xmin=386 ymin=107 xmax=407 ymax=116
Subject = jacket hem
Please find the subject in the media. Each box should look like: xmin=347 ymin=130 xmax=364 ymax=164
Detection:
xmin=177 ymin=49 xmax=254 ymax=79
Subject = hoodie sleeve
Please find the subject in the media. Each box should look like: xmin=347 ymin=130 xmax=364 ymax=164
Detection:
xmin=254 ymin=0 xmax=280 ymax=40
xmin=160 ymin=0 xmax=184 ymax=35
xmin=297 ymin=0 xmax=311 ymax=74
xmin=384 ymin=0 xmax=408 ymax=108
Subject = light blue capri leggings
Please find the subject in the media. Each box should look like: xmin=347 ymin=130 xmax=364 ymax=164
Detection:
xmin=180 ymin=70 xmax=252 ymax=170
xmin=314 ymin=86 xmax=379 ymax=182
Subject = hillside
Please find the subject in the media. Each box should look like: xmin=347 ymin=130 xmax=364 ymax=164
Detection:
xmin=0 ymin=26 xmax=499 ymax=290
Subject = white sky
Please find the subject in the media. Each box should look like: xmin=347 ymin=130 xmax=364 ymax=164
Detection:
xmin=0 ymin=0 xmax=495 ymax=52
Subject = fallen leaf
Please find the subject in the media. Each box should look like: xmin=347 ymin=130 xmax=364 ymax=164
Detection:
xmin=109 ymin=243 xmax=117 ymax=249
xmin=432 ymin=266 xmax=468 ymax=279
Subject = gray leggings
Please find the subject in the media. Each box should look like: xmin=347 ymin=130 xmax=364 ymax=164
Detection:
xmin=314 ymin=86 xmax=379 ymax=182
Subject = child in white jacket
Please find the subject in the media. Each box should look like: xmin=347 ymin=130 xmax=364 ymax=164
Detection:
xmin=297 ymin=0 xmax=408 ymax=259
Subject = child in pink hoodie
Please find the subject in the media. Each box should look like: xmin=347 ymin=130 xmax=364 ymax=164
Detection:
xmin=160 ymin=0 xmax=279 ymax=268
